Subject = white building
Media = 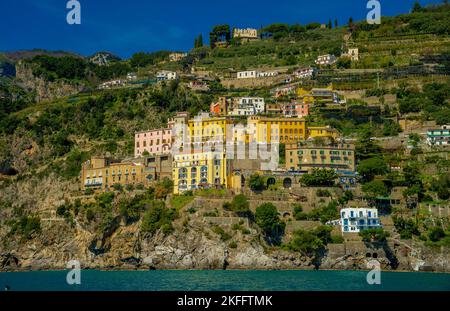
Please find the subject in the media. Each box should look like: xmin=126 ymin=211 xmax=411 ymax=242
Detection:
xmin=237 ymin=70 xmax=279 ymax=79
xmin=229 ymin=97 xmax=265 ymax=116
xmin=339 ymin=208 xmax=382 ymax=233
xmin=99 ymin=79 xmax=127 ymax=89
xmin=258 ymin=70 xmax=278 ymax=78
xmin=427 ymin=125 xmax=450 ymax=146
xmin=233 ymin=28 xmax=258 ymax=40
xmin=237 ymin=70 xmax=258 ymax=79
xmin=315 ymin=54 xmax=337 ymax=66
xmin=127 ymin=72 xmax=137 ymax=81
xmin=169 ymin=52 xmax=187 ymax=62
xmin=293 ymin=67 xmax=314 ymax=79
xmin=157 ymin=70 xmax=178 ymax=81
xmin=345 ymin=48 xmax=359 ymax=61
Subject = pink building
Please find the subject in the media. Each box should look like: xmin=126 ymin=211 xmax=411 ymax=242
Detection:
xmin=135 ymin=127 xmax=173 ymax=158
xmin=282 ymin=102 xmax=310 ymax=118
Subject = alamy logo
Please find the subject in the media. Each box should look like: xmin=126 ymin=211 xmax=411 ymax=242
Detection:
xmin=366 ymin=260 xmax=381 ymax=285
xmin=66 ymin=260 xmax=81 ymax=285
xmin=367 ymin=0 xmax=381 ymax=25
xmin=66 ymin=0 xmax=81 ymax=25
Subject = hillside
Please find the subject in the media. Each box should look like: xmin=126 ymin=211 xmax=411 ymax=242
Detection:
xmin=0 ymin=3 xmax=449 ymax=272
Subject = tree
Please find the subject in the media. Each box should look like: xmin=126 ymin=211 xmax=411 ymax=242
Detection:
xmin=328 ymin=19 xmax=333 ymax=29
xmin=288 ymin=226 xmax=333 ymax=256
xmin=336 ymin=56 xmax=351 ymax=69
xmin=300 ymin=169 xmax=338 ymax=187
xmin=412 ymin=1 xmax=423 ymax=13
xmin=334 ymin=19 xmax=338 ymax=28
xmin=362 ymin=180 xmax=389 ymax=198
xmin=194 ymin=34 xmax=203 ymax=48
xmin=355 ymin=130 xmax=382 ymax=160
xmin=210 ymin=24 xmax=231 ymax=49
xmin=357 ymin=157 xmax=389 ymax=181
xmin=428 ymin=227 xmax=446 ymax=242
xmin=255 ymin=203 xmax=285 ymax=244
xmin=154 ymin=178 xmax=173 ymax=199
xmin=230 ymin=194 xmax=251 ymax=217
xmin=393 ymin=217 xmax=420 ymax=239
xmin=348 ymin=17 xmax=354 ymax=32
xmin=359 ymin=228 xmax=390 ymax=243
xmin=248 ymin=173 xmax=266 ymax=192
xmin=141 ymin=201 xmax=176 ymax=235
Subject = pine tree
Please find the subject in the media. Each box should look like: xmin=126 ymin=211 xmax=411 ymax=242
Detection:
xmin=328 ymin=19 xmax=332 ymax=29
xmin=412 ymin=1 xmax=422 ymax=12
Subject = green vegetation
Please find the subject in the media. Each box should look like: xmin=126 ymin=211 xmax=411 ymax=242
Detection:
xmin=223 ymin=194 xmax=252 ymax=217
xmin=171 ymin=193 xmax=194 ymax=210
xmin=8 ymin=216 xmax=42 ymax=240
xmin=357 ymin=157 xmax=389 ymax=182
xmin=141 ymin=201 xmax=177 ymax=235
xmin=362 ymin=180 xmax=389 ymax=198
xmin=248 ymin=173 xmax=266 ymax=192
xmin=300 ymin=169 xmax=338 ymax=187
xmin=359 ymin=228 xmax=390 ymax=243
xmin=212 ymin=226 xmax=232 ymax=242
xmin=286 ymin=226 xmax=334 ymax=256
xmin=255 ymin=203 xmax=285 ymax=245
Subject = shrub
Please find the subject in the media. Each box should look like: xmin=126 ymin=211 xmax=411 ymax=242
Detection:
xmin=300 ymin=169 xmax=338 ymax=187
xmin=287 ymin=226 xmax=333 ymax=256
xmin=248 ymin=174 xmax=266 ymax=192
xmin=393 ymin=217 xmax=420 ymax=239
xmin=359 ymin=228 xmax=390 ymax=243
xmin=428 ymin=227 xmax=446 ymax=242
xmin=141 ymin=201 xmax=177 ymax=235
xmin=212 ymin=226 xmax=232 ymax=242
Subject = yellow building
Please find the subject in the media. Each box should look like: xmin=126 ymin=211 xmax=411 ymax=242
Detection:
xmin=81 ymin=157 xmax=153 ymax=191
xmin=307 ymin=126 xmax=339 ymax=140
xmin=172 ymin=151 xmax=230 ymax=194
xmin=285 ymin=141 xmax=355 ymax=173
xmin=172 ymin=112 xmax=234 ymax=151
xmin=247 ymin=116 xmax=307 ymax=144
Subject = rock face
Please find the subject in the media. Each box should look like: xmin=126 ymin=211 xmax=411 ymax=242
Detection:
xmin=89 ymin=52 xmax=121 ymax=66
xmin=0 ymin=178 xmax=448 ymax=272
xmin=15 ymin=62 xmax=86 ymax=102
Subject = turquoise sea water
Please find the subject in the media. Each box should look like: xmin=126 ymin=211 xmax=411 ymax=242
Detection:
xmin=0 ymin=270 xmax=449 ymax=291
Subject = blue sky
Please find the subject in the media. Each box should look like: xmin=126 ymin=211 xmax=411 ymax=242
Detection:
xmin=0 ymin=0 xmax=443 ymax=59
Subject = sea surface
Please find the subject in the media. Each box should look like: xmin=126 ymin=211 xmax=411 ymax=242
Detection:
xmin=0 ymin=270 xmax=449 ymax=291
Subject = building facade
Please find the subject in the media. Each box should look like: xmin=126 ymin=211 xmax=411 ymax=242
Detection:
xmin=293 ymin=67 xmax=314 ymax=79
xmin=172 ymin=151 xmax=230 ymax=194
xmin=344 ymin=48 xmax=359 ymax=61
xmin=229 ymin=97 xmax=265 ymax=116
xmin=81 ymin=157 xmax=152 ymax=191
xmin=247 ymin=116 xmax=307 ymax=144
xmin=315 ymin=54 xmax=337 ymax=66
xmin=157 ymin=70 xmax=177 ymax=81
xmin=210 ymin=97 xmax=231 ymax=116
xmin=169 ymin=52 xmax=187 ymax=62
xmin=237 ymin=70 xmax=258 ymax=79
xmin=427 ymin=125 xmax=450 ymax=146
xmin=282 ymin=102 xmax=310 ymax=118
xmin=285 ymin=141 xmax=355 ymax=173
xmin=237 ymin=70 xmax=278 ymax=79
xmin=233 ymin=28 xmax=258 ymax=40
xmin=339 ymin=208 xmax=382 ymax=233
xmin=135 ymin=127 xmax=173 ymax=158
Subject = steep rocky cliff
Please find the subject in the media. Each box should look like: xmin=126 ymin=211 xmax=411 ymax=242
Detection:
xmin=15 ymin=62 xmax=86 ymax=102
xmin=0 ymin=177 xmax=448 ymax=272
